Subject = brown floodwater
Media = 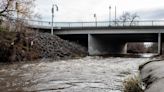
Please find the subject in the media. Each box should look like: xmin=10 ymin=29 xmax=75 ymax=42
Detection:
xmin=0 ymin=56 xmax=150 ymax=92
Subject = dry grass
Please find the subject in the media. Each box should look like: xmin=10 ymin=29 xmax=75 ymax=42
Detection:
xmin=123 ymin=75 xmax=144 ymax=92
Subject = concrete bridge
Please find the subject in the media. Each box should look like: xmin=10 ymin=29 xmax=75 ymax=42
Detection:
xmin=27 ymin=20 xmax=164 ymax=55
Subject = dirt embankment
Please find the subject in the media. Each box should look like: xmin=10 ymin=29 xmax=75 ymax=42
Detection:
xmin=0 ymin=31 xmax=87 ymax=62
xmin=139 ymin=60 xmax=164 ymax=92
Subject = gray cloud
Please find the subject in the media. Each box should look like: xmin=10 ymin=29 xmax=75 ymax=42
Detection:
xmin=137 ymin=8 xmax=164 ymax=20
xmin=35 ymin=0 xmax=164 ymax=21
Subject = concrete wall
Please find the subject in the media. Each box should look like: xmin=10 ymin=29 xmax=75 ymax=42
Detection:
xmin=88 ymin=34 xmax=127 ymax=55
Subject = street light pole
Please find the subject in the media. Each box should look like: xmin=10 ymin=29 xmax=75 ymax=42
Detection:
xmin=109 ymin=6 xmax=111 ymax=26
xmin=51 ymin=4 xmax=58 ymax=35
xmin=51 ymin=4 xmax=54 ymax=35
xmin=94 ymin=14 xmax=97 ymax=27
xmin=115 ymin=6 xmax=117 ymax=26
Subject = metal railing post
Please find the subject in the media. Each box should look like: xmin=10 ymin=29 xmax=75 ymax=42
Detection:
xmin=69 ymin=23 xmax=71 ymax=28
xmin=82 ymin=22 xmax=83 ymax=28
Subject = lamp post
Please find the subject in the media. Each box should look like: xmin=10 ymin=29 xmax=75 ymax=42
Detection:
xmin=109 ymin=6 xmax=111 ymax=26
xmin=115 ymin=6 xmax=117 ymax=26
xmin=51 ymin=4 xmax=54 ymax=35
xmin=94 ymin=13 xmax=97 ymax=27
xmin=51 ymin=4 xmax=58 ymax=35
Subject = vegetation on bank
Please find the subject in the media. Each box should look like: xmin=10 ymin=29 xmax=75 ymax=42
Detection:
xmin=0 ymin=0 xmax=87 ymax=63
xmin=127 ymin=43 xmax=146 ymax=53
xmin=127 ymin=42 xmax=159 ymax=53
xmin=0 ymin=30 xmax=39 ymax=62
xmin=123 ymin=75 xmax=144 ymax=92
xmin=0 ymin=27 xmax=87 ymax=62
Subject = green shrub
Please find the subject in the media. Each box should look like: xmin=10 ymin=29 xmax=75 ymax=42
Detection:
xmin=123 ymin=75 xmax=144 ymax=92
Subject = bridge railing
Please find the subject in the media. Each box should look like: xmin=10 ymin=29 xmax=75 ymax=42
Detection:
xmin=26 ymin=20 xmax=164 ymax=28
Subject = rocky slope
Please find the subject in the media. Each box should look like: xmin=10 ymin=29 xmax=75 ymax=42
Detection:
xmin=0 ymin=31 xmax=87 ymax=62
xmin=32 ymin=33 xmax=87 ymax=60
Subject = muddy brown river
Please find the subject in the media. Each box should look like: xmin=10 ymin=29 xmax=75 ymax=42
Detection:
xmin=0 ymin=56 xmax=150 ymax=92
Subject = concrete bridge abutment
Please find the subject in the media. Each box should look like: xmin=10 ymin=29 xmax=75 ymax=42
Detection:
xmin=88 ymin=34 xmax=127 ymax=55
xmin=158 ymin=33 xmax=162 ymax=55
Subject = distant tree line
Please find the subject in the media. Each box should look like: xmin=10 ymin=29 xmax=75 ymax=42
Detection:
xmin=127 ymin=43 xmax=146 ymax=53
xmin=127 ymin=43 xmax=160 ymax=53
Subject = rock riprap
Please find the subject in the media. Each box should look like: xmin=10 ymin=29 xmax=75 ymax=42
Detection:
xmin=32 ymin=33 xmax=87 ymax=59
xmin=0 ymin=31 xmax=87 ymax=62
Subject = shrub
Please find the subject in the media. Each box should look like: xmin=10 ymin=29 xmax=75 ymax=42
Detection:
xmin=123 ymin=75 xmax=144 ymax=92
xmin=0 ymin=31 xmax=40 ymax=62
xmin=146 ymin=43 xmax=158 ymax=53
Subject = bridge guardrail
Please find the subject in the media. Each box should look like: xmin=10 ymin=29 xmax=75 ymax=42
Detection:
xmin=25 ymin=19 xmax=164 ymax=28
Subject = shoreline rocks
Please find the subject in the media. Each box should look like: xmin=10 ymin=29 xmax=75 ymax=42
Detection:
xmin=32 ymin=33 xmax=87 ymax=60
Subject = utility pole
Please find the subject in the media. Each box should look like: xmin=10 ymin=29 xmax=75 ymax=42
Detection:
xmin=51 ymin=4 xmax=54 ymax=35
xmin=115 ymin=6 xmax=117 ymax=26
xmin=94 ymin=14 xmax=97 ymax=27
xmin=109 ymin=6 xmax=111 ymax=26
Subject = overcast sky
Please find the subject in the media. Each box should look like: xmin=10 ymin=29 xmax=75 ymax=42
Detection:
xmin=35 ymin=0 xmax=164 ymax=22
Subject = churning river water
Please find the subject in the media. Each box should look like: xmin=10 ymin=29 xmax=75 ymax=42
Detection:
xmin=0 ymin=56 xmax=150 ymax=92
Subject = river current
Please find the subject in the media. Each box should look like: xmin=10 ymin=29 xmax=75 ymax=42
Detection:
xmin=0 ymin=56 xmax=150 ymax=92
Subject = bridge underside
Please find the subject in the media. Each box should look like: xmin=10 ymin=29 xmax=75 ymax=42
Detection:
xmin=88 ymin=34 xmax=127 ymax=55
xmin=56 ymin=33 xmax=163 ymax=55
xmin=59 ymin=34 xmax=88 ymax=47
xmin=32 ymin=26 xmax=164 ymax=55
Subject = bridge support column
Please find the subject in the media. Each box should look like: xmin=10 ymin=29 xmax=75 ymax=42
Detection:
xmin=88 ymin=34 xmax=127 ymax=55
xmin=158 ymin=33 xmax=162 ymax=55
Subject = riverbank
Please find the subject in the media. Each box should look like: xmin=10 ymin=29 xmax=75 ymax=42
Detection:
xmin=139 ymin=59 xmax=164 ymax=92
xmin=0 ymin=31 xmax=87 ymax=62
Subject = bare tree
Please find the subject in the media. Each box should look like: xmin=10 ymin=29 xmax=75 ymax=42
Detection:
xmin=146 ymin=43 xmax=158 ymax=53
xmin=117 ymin=12 xmax=139 ymax=26
xmin=119 ymin=12 xmax=130 ymax=26
xmin=127 ymin=43 xmax=146 ymax=53
xmin=129 ymin=13 xmax=139 ymax=26
xmin=0 ymin=0 xmax=36 ymax=20
xmin=0 ymin=0 xmax=38 ymax=32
